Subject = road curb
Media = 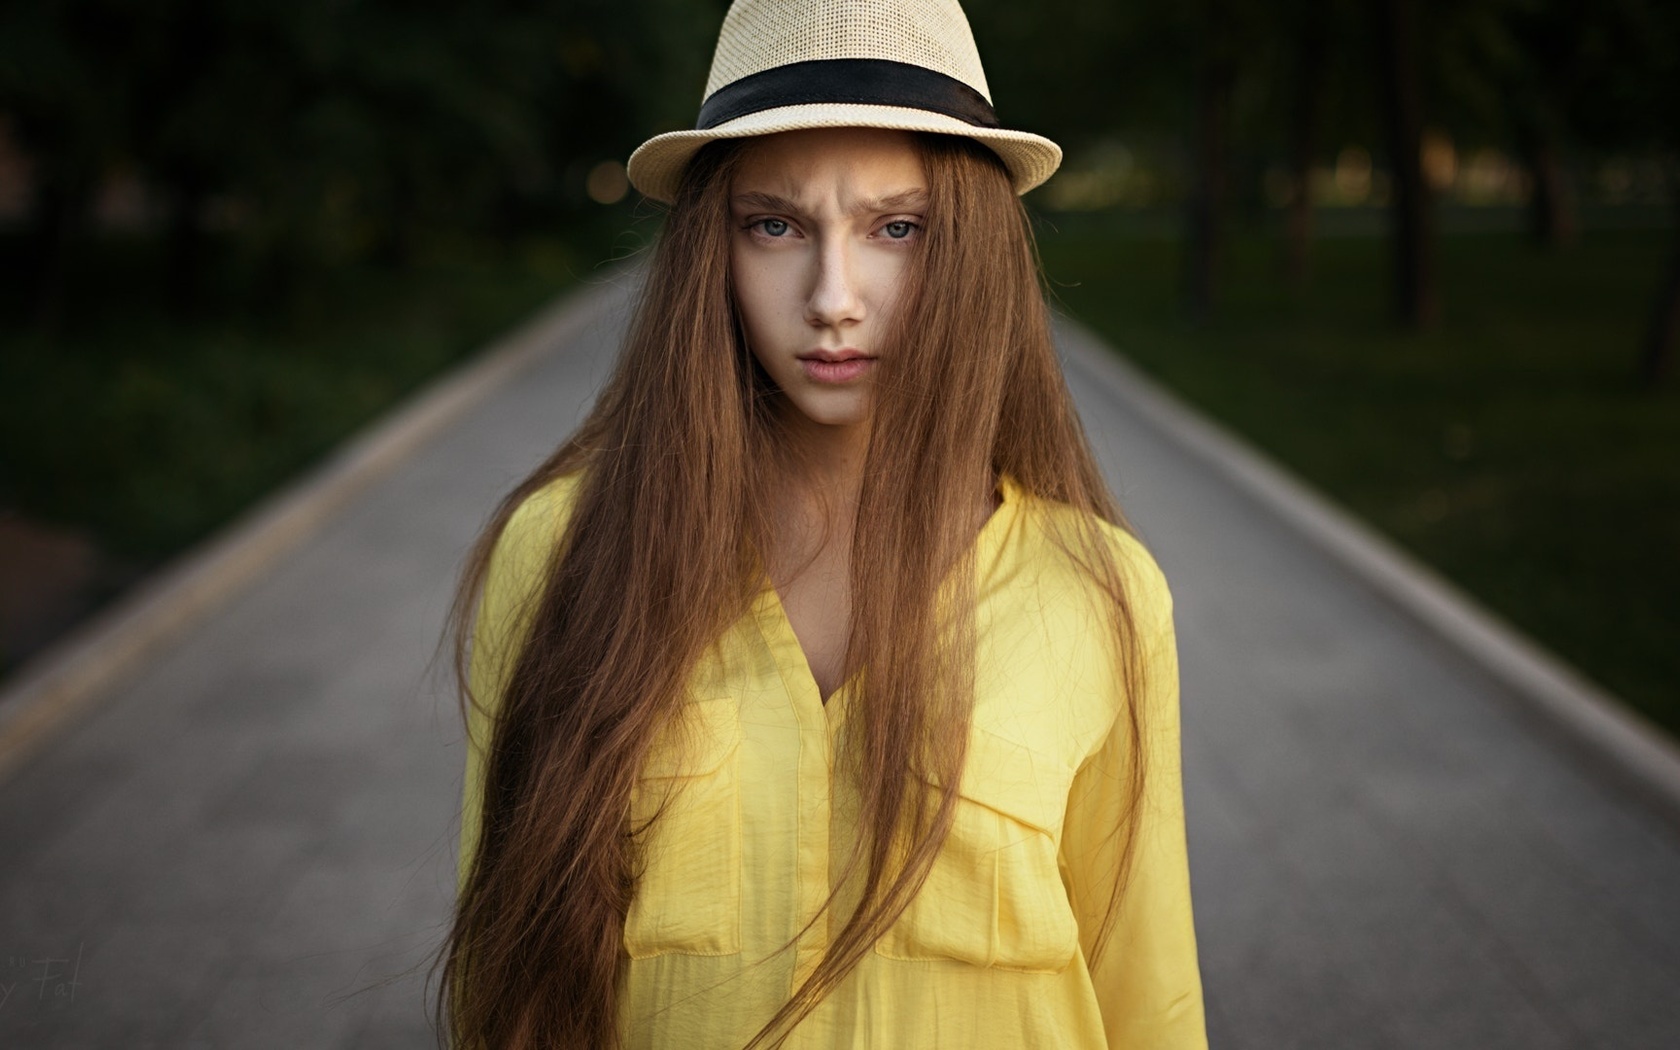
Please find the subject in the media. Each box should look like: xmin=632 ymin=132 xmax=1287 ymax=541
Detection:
xmin=0 ymin=271 xmax=634 ymax=785
xmin=1055 ymin=315 xmax=1680 ymax=825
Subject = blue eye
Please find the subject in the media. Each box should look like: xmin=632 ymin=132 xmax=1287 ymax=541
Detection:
xmin=883 ymin=220 xmax=916 ymax=239
xmin=759 ymin=218 xmax=790 ymax=237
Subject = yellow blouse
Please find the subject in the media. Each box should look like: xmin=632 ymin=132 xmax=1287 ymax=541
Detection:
xmin=459 ymin=473 xmax=1207 ymax=1048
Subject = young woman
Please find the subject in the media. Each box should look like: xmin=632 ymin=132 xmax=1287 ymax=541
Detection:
xmin=439 ymin=2 xmax=1206 ymax=1047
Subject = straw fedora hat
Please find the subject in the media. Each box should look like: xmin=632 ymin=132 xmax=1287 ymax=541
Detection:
xmin=625 ymin=0 xmax=1062 ymax=203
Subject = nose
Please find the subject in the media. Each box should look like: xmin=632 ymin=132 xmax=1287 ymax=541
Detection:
xmin=805 ymin=235 xmax=864 ymax=331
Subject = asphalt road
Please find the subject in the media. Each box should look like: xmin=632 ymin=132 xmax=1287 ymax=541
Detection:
xmin=2 ymin=272 xmax=1677 ymax=1048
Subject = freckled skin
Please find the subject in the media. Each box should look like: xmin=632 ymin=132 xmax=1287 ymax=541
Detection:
xmin=729 ymin=127 xmax=928 ymax=437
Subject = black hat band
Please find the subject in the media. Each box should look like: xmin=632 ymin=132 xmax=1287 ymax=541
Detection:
xmin=696 ymin=58 xmax=1001 ymax=131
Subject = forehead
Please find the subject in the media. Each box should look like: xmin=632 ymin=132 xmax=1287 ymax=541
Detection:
xmin=731 ymin=127 xmax=927 ymax=209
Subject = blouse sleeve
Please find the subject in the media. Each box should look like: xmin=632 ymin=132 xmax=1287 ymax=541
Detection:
xmin=457 ymin=479 xmax=574 ymax=891
xmin=1059 ymin=546 xmax=1208 ymax=1048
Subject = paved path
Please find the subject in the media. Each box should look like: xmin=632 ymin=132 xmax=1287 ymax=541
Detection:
xmin=3 ymin=274 xmax=1678 ymax=1048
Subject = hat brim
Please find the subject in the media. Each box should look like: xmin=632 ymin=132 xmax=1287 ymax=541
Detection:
xmin=625 ymin=102 xmax=1062 ymax=204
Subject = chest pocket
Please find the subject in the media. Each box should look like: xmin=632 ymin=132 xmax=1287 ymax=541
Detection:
xmin=623 ymin=696 xmax=743 ymax=959
xmin=876 ymin=729 xmax=1081 ymax=972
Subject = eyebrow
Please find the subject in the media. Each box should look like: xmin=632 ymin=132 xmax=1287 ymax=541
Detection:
xmin=730 ymin=188 xmax=929 ymax=216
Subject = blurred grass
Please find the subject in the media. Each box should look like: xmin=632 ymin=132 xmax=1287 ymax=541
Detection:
xmin=0 ymin=223 xmax=634 ymax=564
xmin=1035 ymin=212 xmax=1680 ymax=738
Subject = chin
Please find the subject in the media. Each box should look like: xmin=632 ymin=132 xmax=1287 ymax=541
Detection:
xmin=788 ymin=391 xmax=872 ymax=429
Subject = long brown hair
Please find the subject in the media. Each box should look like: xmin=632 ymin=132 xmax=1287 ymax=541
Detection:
xmin=434 ymin=132 xmax=1149 ymax=1049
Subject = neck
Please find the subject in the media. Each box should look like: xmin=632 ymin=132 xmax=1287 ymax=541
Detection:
xmin=772 ymin=403 xmax=871 ymax=513
xmin=762 ymin=401 xmax=1000 ymax=555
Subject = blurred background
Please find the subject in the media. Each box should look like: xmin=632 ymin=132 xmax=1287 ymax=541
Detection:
xmin=1 ymin=0 xmax=1675 ymax=740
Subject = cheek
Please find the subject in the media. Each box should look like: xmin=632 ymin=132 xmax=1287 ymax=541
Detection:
xmin=861 ymin=251 xmax=911 ymax=327
xmin=730 ymin=252 xmax=782 ymax=341
xmin=736 ymin=261 xmax=815 ymax=360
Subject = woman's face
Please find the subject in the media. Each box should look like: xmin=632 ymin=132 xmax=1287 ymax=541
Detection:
xmin=729 ymin=127 xmax=927 ymax=432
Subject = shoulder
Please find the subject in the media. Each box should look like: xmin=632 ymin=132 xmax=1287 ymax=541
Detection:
xmin=1096 ymin=515 xmax=1175 ymax=642
xmin=486 ymin=471 xmax=588 ymax=585
xmin=468 ymin=471 xmax=587 ymax=727
xmin=978 ymin=481 xmax=1177 ymax=760
xmin=503 ymin=469 xmax=588 ymax=545
xmin=1003 ymin=481 xmax=1174 ymax=638
xmin=474 ymin=470 xmax=588 ymax=660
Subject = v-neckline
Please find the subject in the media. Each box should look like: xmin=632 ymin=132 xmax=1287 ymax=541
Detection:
xmin=751 ymin=476 xmax=1020 ymax=715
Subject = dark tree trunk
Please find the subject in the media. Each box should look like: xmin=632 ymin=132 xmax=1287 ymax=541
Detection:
xmin=1185 ymin=34 xmax=1236 ymax=323
xmin=1516 ymin=121 xmax=1577 ymax=249
xmin=166 ymin=172 xmax=210 ymax=318
xmin=27 ymin=172 xmax=90 ymax=330
xmin=1375 ymin=0 xmax=1440 ymax=328
xmin=1287 ymin=0 xmax=1329 ymax=288
xmin=1638 ymin=199 xmax=1680 ymax=387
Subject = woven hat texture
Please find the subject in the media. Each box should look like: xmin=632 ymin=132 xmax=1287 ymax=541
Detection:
xmin=704 ymin=0 xmax=991 ymax=100
xmin=626 ymin=0 xmax=1060 ymax=203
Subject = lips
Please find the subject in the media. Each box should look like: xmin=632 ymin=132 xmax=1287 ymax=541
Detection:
xmin=798 ymin=348 xmax=873 ymax=363
xmin=797 ymin=348 xmax=876 ymax=384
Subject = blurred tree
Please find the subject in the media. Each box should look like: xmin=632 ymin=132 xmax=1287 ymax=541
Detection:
xmin=1181 ymin=0 xmax=1242 ymax=323
xmin=0 ymin=0 xmax=720 ymax=323
xmin=1618 ymin=0 xmax=1680 ymax=387
xmin=1270 ymin=0 xmax=1368 ymax=289
xmin=0 ymin=0 xmax=128 ymax=324
xmin=1544 ymin=0 xmax=1680 ymax=384
xmin=965 ymin=0 xmax=1151 ymax=152
xmin=1374 ymin=0 xmax=1440 ymax=328
xmin=1409 ymin=0 xmax=1583 ymax=247
xmin=1501 ymin=0 xmax=1581 ymax=247
xmin=968 ymin=0 xmax=1275 ymax=321
xmin=1282 ymin=0 xmax=1333 ymax=287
